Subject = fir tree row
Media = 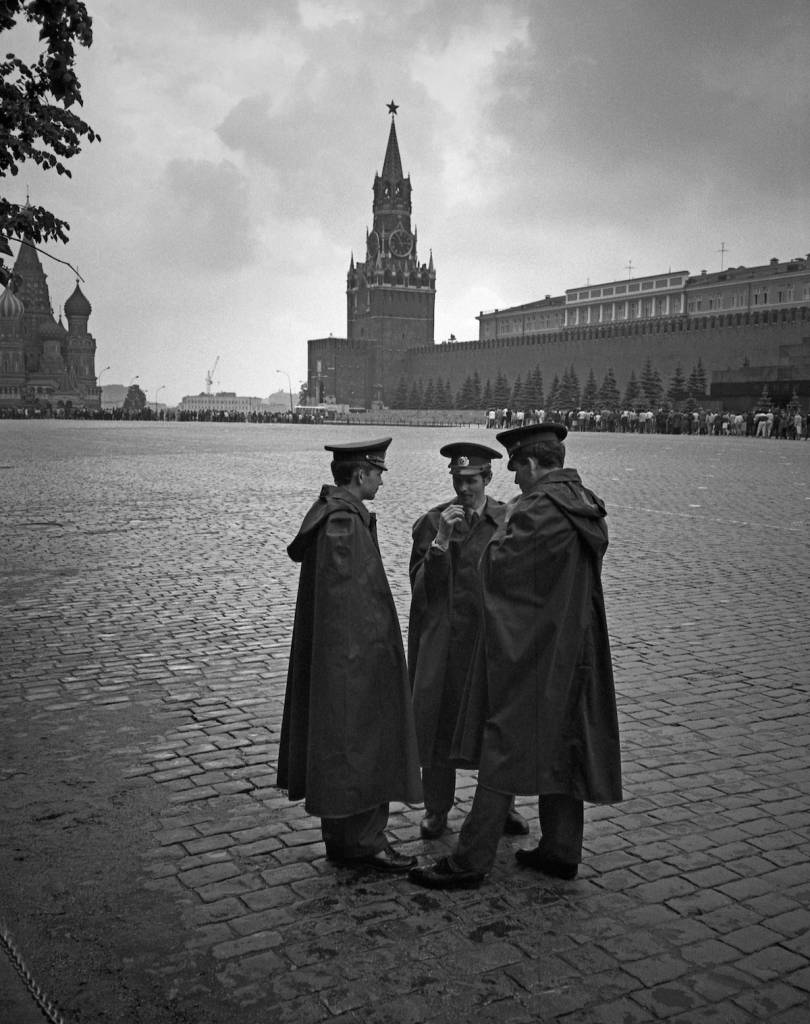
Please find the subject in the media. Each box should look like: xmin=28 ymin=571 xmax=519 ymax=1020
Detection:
xmin=389 ymin=358 xmax=708 ymax=411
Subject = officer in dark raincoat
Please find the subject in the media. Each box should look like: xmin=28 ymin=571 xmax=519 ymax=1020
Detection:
xmin=408 ymin=442 xmax=528 ymax=839
xmin=277 ymin=437 xmax=422 ymax=873
xmin=410 ymin=423 xmax=622 ymax=889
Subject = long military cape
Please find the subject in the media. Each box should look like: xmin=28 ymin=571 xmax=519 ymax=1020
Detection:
xmin=277 ymin=485 xmax=421 ymax=817
xmin=452 ymin=469 xmax=623 ymax=803
xmin=408 ymin=496 xmax=503 ymax=765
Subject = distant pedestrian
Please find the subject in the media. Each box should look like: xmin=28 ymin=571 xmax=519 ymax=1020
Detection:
xmin=408 ymin=442 xmax=528 ymax=841
xmin=410 ymin=423 xmax=622 ymax=889
xmin=277 ymin=437 xmax=421 ymax=873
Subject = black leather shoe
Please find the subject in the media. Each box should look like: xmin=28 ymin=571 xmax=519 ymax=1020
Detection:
xmin=515 ymin=846 xmax=578 ymax=879
xmin=409 ymin=856 xmax=484 ymax=890
xmin=503 ymin=809 xmax=530 ymax=835
xmin=355 ymin=846 xmax=417 ymax=873
xmin=420 ymin=811 xmax=448 ymax=839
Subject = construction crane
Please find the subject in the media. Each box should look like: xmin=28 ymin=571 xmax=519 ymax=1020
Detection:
xmin=205 ymin=356 xmax=219 ymax=394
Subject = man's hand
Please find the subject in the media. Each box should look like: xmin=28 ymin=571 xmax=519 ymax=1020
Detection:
xmin=436 ymin=503 xmax=466 ymax=545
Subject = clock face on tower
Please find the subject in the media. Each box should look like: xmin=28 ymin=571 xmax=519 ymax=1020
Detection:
xmin=388 ymin=229 xmax=413 ymax=257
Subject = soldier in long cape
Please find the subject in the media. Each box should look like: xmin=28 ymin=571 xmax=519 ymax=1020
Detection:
xmin=277 ymin=437 xmax=421 ymax=873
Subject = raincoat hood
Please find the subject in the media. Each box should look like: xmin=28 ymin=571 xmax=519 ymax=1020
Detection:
xmin=531 ymin=468 xmax=608 ymax=558
xmin=287 ymin=485 xmax=371 ymax=562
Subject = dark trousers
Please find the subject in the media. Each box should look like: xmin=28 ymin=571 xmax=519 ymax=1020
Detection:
xmin=422 ymin=763 xmax=456 ymax=814
xmin=422 ymin=763 xmax=520 ymax=820
xmin=321 ymin=803 xmax=389 ymax=859
xmin=451 ymin=786 xmax=584 ymax=875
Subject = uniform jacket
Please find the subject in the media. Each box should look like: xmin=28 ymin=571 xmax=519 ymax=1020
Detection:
xmin=276 ymin=485 xmax=422 ymax=817
xmin=451 ymin=469 xmax=623 ymax=803
xmin=408 ymin=496 xmax=504 ymax=764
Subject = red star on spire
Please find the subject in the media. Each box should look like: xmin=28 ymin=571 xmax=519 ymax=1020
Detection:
xmin=386 ymin=100 xmax=399 ymax=115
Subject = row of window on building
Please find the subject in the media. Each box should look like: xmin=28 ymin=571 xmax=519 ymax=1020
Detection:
xmin=483 ymin=272 xmax=810 ymax=339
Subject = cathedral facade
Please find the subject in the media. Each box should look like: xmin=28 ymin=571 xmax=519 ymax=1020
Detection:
xmin=307 ymin=109 xmax=436 ymax=409
xmin=0 ymin=239 xmax=100 ymax=415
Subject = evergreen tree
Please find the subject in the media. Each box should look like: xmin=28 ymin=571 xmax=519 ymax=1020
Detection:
xmin=687 ymin=359 xmax=707 ymax=400
xmin=640 ymin=357 xmax=663 ymax=407
xmin=422 ymin=378 xmax=436 ymax=408
xmin=408 ymin=379 xmax=424 ymax=409
xmin=456 ymin=375 xmax=474 ymax=408
xmin=437 ymin=379 xmax=452 ymax=409
xmin=559 ymin=365 xmax=580 ymax=408
xmin=392 ymin=376 xmax=408 ymax=409
xmin=546 ymin=374 xmax=561 ymax=409
xmin=581 ymin=368 xmax=598 ymax=409
xmin=667 ymin=364 xmax=687 ymax=408
xmin=597 ymin=367 xmax=620 ymax=409
xmin=471 ymin=370 xmax=483 ymax=406
xmin=481 ymin=379 xmax=493 ymax=407
xmin=511 ymin=374 xmax=524 ymax=409
xmin=623 ymin=370 xmax=640 ymax=408
xmin=570 ymin=365 xmax=581 ymax=407
xmin=493 ymin=370 xmax=510 ymax=407
xmin=525 ymin=365 xmax=544 ymax=409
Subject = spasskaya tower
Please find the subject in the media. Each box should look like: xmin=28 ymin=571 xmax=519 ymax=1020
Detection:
xmin=308 ymin=102 xmax=436 ymax=410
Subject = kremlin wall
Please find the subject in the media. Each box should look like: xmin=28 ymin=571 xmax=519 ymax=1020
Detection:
xmin=308 ymin=111 xmax=810 ymax=414
xmin=404 ymin=257 xmax=810 ymax=413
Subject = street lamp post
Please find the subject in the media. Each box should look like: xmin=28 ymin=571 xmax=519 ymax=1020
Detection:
xmin=154 ymin=385 xmax=165 ymax=417
xmin=276 ymin=370 xmax=294 ymax=413
xmin=98 ymin=365 xmax=111 ymax=386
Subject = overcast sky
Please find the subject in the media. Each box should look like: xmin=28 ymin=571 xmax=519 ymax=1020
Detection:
xmin=6 ymin=0 xmax=809 ymax=405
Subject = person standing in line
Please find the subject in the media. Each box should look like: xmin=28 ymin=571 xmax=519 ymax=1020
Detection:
xmin=410 ymin=423 xmax=622 ymax=889
xmin=408 ymin=442 xmax=529 ymax=841
xmin=277 ymin=437 xmax=421 ymax=873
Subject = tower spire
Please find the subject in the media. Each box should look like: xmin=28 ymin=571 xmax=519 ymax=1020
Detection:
xmin=381 ymin=116 xmax=403 ymax=183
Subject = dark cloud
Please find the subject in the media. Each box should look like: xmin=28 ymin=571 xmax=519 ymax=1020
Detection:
xmin=148 ymin=159 xmax=258 ymax=272
xmin=215 ymin=79 xmax=441 ymax=251
xmin=482 ymin=0 xmax=809 ymax=228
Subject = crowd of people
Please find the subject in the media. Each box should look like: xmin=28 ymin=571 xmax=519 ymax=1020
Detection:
xmin=487 ymin=405 xmax=807 ymax=438
xmin=276 ymin=426 xmax=623 ymax=889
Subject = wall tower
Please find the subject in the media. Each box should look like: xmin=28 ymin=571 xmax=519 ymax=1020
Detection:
xmin=346 ymin=103 xmax=435 ymax=407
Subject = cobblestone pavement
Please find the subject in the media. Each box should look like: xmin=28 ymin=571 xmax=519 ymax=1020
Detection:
xmin=1 ymin=421 xmax=809 ymax=1024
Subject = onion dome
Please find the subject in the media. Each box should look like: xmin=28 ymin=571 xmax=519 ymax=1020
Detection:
xmin=64 ymin=282 xmax=92 ymax=317
xmin=0 ymin=285 xmax=24 ymax=319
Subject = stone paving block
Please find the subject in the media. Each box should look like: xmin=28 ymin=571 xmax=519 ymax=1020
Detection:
xmin=260 ymin=860 xmax=318 ymax=887
xmin=211 ymin=929 xmax=283 ymax=960
xmin=196 ymin=873 xmax=265 ymax=902
xmin=563 ymin=996 xmax=653 ymax=1023
xmin=731 ymin=980 xmax=809 ymax=1018
xmin=689 ymin=965 xmax=758 ymax=1002
xmin=733 ymin=945 xmax=809 ymax=981
xmin=723 ymin=923 xmax=785 ymax=954
xmin=191 ymin=895 xmax=248 ymax=924
xmin=669 ymin=1003 xmax=757 ymax=1022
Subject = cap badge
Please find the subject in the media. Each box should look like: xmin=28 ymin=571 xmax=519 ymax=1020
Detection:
xmin=457 ymin=455 xmax=470 ymax=467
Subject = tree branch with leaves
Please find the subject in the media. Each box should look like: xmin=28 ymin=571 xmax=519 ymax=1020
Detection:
xmin=1 ymin=0 xmax=99 ymax=283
